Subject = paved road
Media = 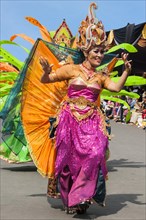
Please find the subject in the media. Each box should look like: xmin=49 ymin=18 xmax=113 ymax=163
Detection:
xmin=0 ymin=121 xmax=146 ymax=220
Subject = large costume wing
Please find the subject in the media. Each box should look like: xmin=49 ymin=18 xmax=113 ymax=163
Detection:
xmin=0 ymin=38 xmax=85 ymax=175
xmin=21 ymin=39 xmax=69 ymax=177
xmin=0 ymin=38 xmax=118 ymax=175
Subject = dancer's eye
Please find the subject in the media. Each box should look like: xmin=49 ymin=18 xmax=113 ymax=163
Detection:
xmin=94 ymin=50 xmax=104 ymax=54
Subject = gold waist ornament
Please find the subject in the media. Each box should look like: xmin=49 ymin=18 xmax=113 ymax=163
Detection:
xmin=66 ymin=96 xmax=97 ymax=121
xmin=67 ymin=96 xmax=97 ymax=110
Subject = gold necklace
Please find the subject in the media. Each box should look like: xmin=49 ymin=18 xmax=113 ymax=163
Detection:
xmin=80 ymin=63 xmax=96 ymax=80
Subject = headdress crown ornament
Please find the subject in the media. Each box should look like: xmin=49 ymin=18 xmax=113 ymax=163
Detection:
xmin=77 ymin=2 xmax=107 ymax=51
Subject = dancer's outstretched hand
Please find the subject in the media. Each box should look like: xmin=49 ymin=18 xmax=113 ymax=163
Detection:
xmin=121 ymin=52 xmax=132 ymax=73
xmin=39 ymin=56 xmax=54 ymax=74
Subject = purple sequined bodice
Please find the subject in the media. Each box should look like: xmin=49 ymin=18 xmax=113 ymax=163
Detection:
xmin=68 ymin=77 xmax=101 ymax=102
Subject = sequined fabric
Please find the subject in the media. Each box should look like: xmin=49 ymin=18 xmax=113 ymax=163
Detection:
xmin=55 ymin=77 xmax=109 ymax=207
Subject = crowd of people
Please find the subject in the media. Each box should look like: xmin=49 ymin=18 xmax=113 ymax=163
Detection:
xmin=101 ymin=89 xmax=146 ymax=130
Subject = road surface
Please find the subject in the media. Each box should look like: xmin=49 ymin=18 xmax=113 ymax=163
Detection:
xmin=0 ymin=121 xmax=146 ymax=220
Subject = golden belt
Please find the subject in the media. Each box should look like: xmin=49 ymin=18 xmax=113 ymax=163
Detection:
xmin=67 ymin=96 xmax=97 ymax=110
xmin=66 ymin=96 xmax=97 ymax=121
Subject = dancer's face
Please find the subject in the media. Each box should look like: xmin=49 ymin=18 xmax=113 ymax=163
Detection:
xmin=86 ymin=46 xmax=105 ymax=68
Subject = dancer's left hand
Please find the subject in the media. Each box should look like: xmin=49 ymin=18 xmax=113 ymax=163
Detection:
xmin=121 ymin=52 xmax=132 ymax=73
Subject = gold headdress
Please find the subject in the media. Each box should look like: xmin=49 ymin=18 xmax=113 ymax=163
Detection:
xmin=77 ymin=2 xmax=107 ymax=51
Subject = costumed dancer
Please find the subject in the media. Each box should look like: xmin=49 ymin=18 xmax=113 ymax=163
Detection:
xmin=37 ymin=2 xmax=131 ymax=214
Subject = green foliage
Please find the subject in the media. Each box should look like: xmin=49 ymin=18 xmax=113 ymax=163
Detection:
xmin=0 ymin=47 xmax=24 ymax=70
xmin=0 ymin=72 xmax=18 ymax=81
xmin=100 ymin=95 xmax=130 ymax=109
xmin=101 ymin=89 xmax=140 ymax=99
xmin=111 ymin=76 xmax=146 ymax=86
xmin=106 ymin=43 xmax=138 ymax=53
xmin=0 ymin=40 xmax=30 ymax=54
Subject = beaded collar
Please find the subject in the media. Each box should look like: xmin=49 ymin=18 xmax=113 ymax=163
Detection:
xmin=80 ymin=63 xmax=97 ymax=80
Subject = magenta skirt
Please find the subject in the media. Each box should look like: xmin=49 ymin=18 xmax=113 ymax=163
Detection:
xmin=55 ymin=104 xmax=108 ymax=207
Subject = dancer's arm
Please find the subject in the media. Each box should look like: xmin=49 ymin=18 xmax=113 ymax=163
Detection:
xmin=104 ymin=53 xmax=132 ymax=92
xmin=39 ymin=57 xmax=73 ymax=83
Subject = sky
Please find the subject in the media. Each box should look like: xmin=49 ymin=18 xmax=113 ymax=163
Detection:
xmin=1 ymin=0 xmax=146 ymax=62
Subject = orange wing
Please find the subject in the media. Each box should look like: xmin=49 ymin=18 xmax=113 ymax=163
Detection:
xmin=21 ymin=39 xmax=67 ymax=178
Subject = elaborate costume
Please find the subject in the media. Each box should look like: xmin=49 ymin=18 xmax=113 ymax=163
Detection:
xmin=0 ymin=2 xmax=133 ymax=214
xmin=21 ymin=3 xmax=111 ymax=210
